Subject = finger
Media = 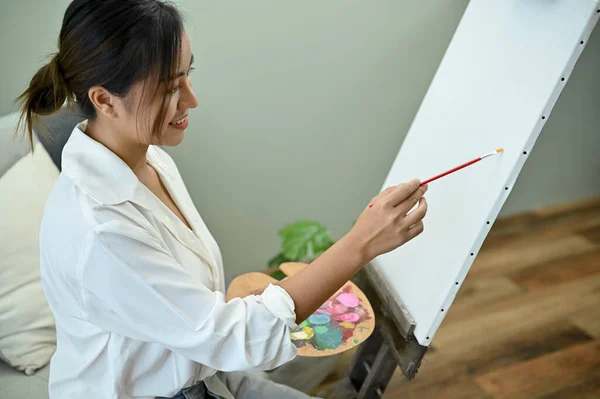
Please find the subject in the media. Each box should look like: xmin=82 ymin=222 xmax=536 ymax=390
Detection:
xmin=368 ymin=186 xmax=398 ymax=208
xmin=404 ymin=197 xmax=428 ymax=226
xmin=376 ymin=186 xmax=397 ymax=201
xmin=384 ymin=178 xmax=420 ymax=207
xmin=380 ymin=186 xmax=398 ymax=196
xmin=396 ymin=184 xmax=428 ymax=215
xmin=406 ymin=220 xmax=424 ymax=240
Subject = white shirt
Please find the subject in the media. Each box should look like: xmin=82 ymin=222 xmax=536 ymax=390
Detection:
xmin=39 ymin=121 xmax=298 ymax=399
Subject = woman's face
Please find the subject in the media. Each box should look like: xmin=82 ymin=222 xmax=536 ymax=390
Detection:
xmin=125 ymin=32 xmax=198 ymax=147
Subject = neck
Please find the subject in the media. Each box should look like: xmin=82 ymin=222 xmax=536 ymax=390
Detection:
xmin=86 ymin=119 xmax=149 ymax=176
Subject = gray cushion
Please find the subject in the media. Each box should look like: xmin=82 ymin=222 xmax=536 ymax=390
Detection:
xmin=0 ymin=361 xmax=49 ymax=399
xmin=34 ymin=106 xmax=86 ymax=171
xmin=0 ymin=106 xmax=86 ymax=176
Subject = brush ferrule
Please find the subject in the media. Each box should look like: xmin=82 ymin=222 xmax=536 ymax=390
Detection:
xmin=480 ymin=151 xmax=497 ymax=159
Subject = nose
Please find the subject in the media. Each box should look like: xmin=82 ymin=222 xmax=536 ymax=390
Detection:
xmin=180 ymin=79 xmax=198 ymax=110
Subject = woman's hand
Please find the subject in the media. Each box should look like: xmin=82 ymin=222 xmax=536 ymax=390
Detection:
xmin=280 ymin=179 xmax=428 ymax=323
xmin=346 ymin=178 xmax=428 ymax=264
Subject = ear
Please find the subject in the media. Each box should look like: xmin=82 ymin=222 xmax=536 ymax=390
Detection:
xmin=88 ymin=86 xmax=119 ymax=118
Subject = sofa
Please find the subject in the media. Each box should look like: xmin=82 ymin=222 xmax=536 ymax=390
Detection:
xmin=0 ymin=107 xmax=85 ymax=399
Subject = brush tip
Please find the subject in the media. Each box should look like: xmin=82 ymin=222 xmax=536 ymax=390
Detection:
xmin=497 ymin=148 xmax=504 ymax=153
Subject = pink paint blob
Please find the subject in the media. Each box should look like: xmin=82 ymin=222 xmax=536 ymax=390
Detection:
xmin=337 ymin=293 xmax=360 ymax=308
xmin=337 ymin=312 xmax=360 ymax=323
xmin=319 ymin=300 xmax=332 ymax=310
xmin=329 ymin=304 xmax=348 ymax=315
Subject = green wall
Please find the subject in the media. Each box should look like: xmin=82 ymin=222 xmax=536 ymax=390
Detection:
xmin=2 ymin=1 xmax=598 ymax=279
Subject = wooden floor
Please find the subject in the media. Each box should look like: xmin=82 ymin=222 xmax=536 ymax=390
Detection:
xmin=322 ymin=197 xmax=600 ymax=399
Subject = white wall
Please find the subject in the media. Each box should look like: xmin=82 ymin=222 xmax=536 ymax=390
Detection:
xmin=1 ymin=1 xmax=599 ymax=280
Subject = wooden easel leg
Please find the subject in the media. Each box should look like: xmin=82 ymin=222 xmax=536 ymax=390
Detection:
xmin=321 ymin=326 xmax=397 ymax=399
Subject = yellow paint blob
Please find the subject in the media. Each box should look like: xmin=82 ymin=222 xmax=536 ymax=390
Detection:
xmin=339 ymin=322 xmax=355 ymax=329
xmin=291 ymin=326 xmax=315 ymax=340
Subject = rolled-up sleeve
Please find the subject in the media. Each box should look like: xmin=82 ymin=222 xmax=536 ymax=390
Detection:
xmin=78 ymin=221 xmax=298 ymax=372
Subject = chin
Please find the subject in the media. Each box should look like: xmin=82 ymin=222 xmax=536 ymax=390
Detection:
xmin=160 ymin=128 xmax=186 ymax=146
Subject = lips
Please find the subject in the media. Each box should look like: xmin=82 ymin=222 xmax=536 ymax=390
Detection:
xmin=169 ymin=114 xmax=189 ymax=130
xmin=169 ymin=114 xmax=188 ymax=125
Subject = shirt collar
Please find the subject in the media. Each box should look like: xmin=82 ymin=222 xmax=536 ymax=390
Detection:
xmin=61 ymin=120 xmax=168 ymax=206
xmin=62 ymin=121 xmax=224 ymax=291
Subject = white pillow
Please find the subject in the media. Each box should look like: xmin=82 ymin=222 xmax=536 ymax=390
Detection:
xmin=0 ymin=142 xmax=59 ymax=375
xmin=0 ymin=113 xmax=31 ymax=176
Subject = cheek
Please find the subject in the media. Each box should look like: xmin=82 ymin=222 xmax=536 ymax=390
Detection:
xmin=166 ymin=96 xmax=179 ymax=121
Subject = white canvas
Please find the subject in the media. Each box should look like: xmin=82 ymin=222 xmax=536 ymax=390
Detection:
xmin=370 ymin=0 xmax=600 ymax=346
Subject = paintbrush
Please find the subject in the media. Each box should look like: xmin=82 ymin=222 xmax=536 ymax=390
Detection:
xmin=420 ymin=148 xmax=504 ymax=186
xmin=369 ymin=148 xmax=504 ymax=208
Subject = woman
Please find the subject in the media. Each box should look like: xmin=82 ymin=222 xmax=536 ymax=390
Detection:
xmin=17 ymin=1 xmax=428 ymax=398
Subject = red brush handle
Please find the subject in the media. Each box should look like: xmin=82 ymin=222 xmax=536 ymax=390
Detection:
xmin=420 ymin=157 xmax=481 ymax=186
xmin=368 ymin=156 xmax=482 ymax=208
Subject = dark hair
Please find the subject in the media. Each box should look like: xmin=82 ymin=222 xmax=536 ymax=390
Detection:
xmin=16 ymin=0 xmax=185 ymax=148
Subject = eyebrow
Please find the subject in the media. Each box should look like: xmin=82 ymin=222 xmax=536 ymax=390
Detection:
xmin=175 ymin=54 xmax=194 ymax=79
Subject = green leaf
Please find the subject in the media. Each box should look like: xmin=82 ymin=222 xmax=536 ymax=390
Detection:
xmin=267 ymin=252 xmax=290 ymax=267
xmin=278 ymin=220 xmax=334 ymax=261
xmin=270 ymin=270 xmax=287 ymax=281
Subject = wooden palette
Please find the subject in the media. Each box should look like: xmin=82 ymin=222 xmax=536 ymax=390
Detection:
xmin=226 ymin=263 xmax=375 ymax=357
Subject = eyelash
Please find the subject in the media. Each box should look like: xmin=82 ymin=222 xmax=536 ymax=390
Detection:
xmin=170 ymin=67 xmax=195 ymax=93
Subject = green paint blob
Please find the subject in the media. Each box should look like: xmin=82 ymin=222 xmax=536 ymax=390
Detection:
xmin=298 ymin=320 xmax=309 ymax=329
xmin=314 ymin=326 xmax=328 ymax=334
xmin=314 ymin=325 xmax=343 ymax=350
xmin=353 ymin=339 xmax=359 ymax=344
xmin=308 ymin=314 xmax=331 ymax=325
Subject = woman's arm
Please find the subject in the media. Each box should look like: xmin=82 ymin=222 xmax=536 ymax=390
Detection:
xmin=280 ymin=179 xmax=427 ymax=323
xmin=77 ymin=179 xmax=426 ymax=371
xmin=80 ymin=222 xmax=299 ymax=371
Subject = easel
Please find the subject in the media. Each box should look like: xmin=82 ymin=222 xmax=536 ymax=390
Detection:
xmin=322 ymin=264 xmax=427 ymax=399
xmin=323 ymin=2 xmax=600 ymax=397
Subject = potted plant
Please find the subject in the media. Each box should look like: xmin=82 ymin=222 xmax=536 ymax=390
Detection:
xmin=267 ymin=220 xmax=336 ymax=279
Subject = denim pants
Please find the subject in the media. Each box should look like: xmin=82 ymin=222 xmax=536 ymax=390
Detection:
xmin=156 ymin=371 xmax=320 ymax=399
xmin=156 ymin=380 xmax=219 ymax=399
